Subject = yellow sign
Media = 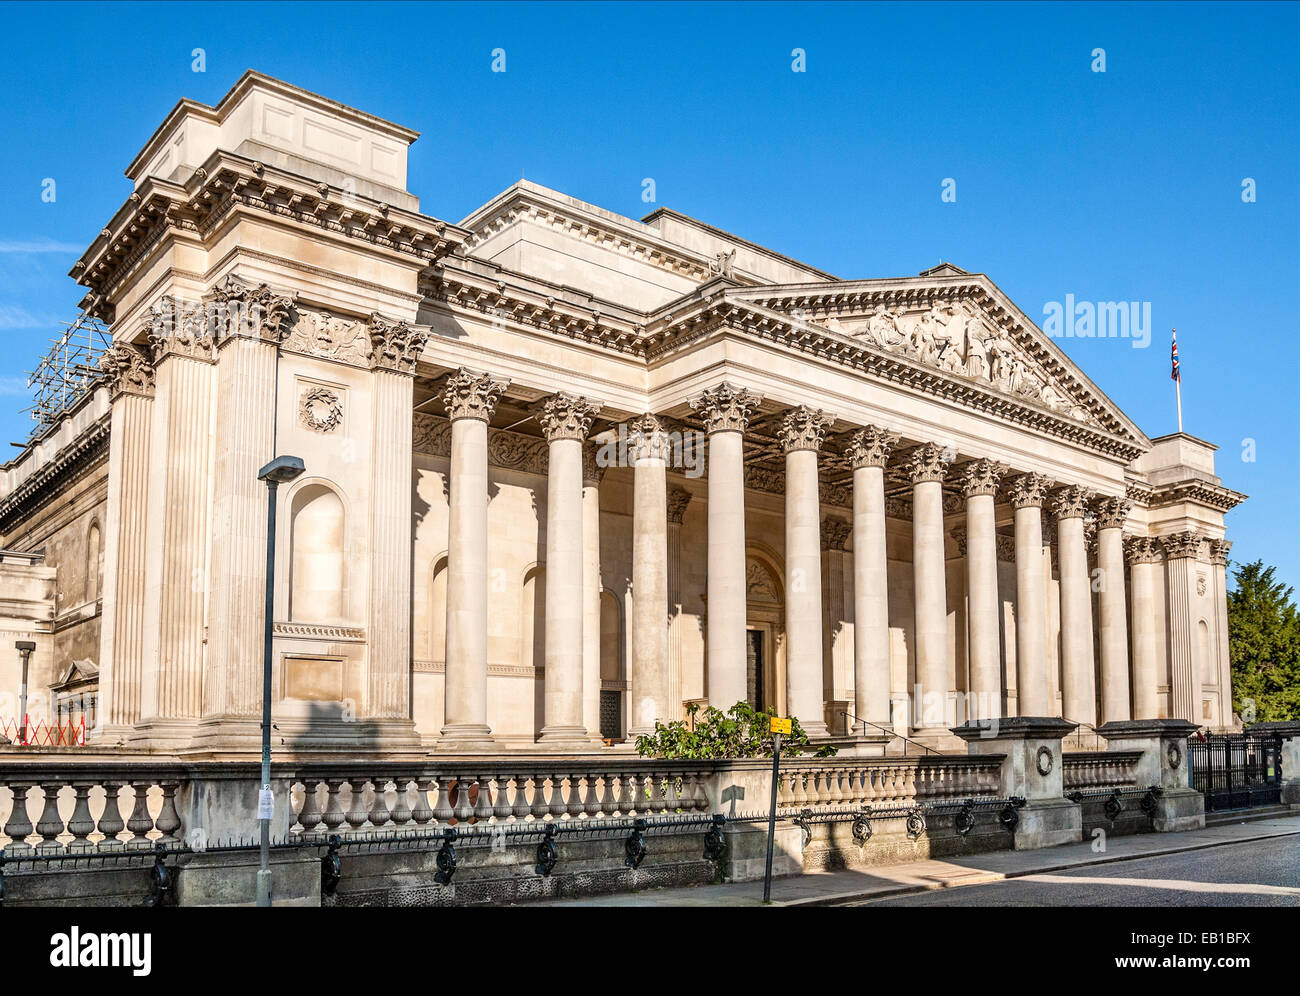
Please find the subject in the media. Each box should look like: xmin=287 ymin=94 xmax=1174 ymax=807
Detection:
xmin=770 ymin=716 xmax=792 ymax=736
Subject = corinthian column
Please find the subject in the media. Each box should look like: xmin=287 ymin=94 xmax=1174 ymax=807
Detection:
xmin=537 ymin=392 xmax=601 ymax=747
xmin=780 ymin=405 xmax=835 ymax=737
xmin=1162 ymin=530 xmax=1204 ymax=723
xmin=197 ymin=279 xmax=300 ymax=750
xmin=581 ymin=447 xmax=606 ymax=743
xmin=846 ymin=426 xmax=897 ymax=732
xmin=1125 ymin=536 xmax=1164 ymax=719
xmin=957 ymin=459 xmax=1007 ymax=722
xmin=628 ymin=414 xmax=670 ymax=736
xmin=1052 ymin=485 xmax=1097 ymax=727
xmin=1095 ymin=497 xmax=1132 ymax=722
xmin=905 ymin=443 xmax=951 ymax=728
xmin=95 ymin=342 xmax=155 ymax=739
xmin=440 ymin=368 xmax=508 ymax=748
xmin=1006 ymin=473 xmax=1054 ymax=716
xmin=690 ymin=383 xmax=761 ymax=710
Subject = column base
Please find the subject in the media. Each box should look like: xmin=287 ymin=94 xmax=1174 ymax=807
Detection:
xmin=800 ymin=721 xmax=830 ymax=739
xmin=437 ymin=723 xmax=497 ymax=753
xmin=537 ymin=725 xmax=593 ymax=751
xmin=184 ymin=715 xmax=424 ymax=757
xmin=127 ymin=717 xmax=201 ymax=751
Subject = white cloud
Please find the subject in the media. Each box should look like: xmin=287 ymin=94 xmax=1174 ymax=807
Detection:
xmin=0 ymin=238 xmax=83 ymax=255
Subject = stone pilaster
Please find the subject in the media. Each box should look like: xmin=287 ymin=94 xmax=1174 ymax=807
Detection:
xmin=1051 ymin=485 xmax=1096 ymax=727
xmin=820 ymin=514 xmax=851 ymax=731
xmin=628 ymin=414 xmax=670 ymax=736
xmin=95 ymin=342 xmax=155 ymax=737
xmin=666 ymin=486 xmax=692 ymax=724
xmin=846 ymin=425 xmax=897 ymax=731
xmin=1209 ymin=538 xmax=1233 ymax=728
xmin=1094 ymin=497 xmax=1132 ymax=723
xmin=440 ymin=368 xmax=508 ymax=748
xmin=690 ymin=383 xmax=760 ymax=711
xmin=581 ymin=446 xmax=606 ymax=742
xmin=537 ymin=393 xmax=601 ymax=747
xmin=1125 ymin=535 xmax=1164 ymax=719
xmin=1005 ymin=473 xmax=1055 ymax=717
xmin=779 ymin=405 xmax=834 ymax=737
xmin=957 ymin=459 xmax=1007 ymax=722
xmin=904 ymin=443 xmax=950 ymax=729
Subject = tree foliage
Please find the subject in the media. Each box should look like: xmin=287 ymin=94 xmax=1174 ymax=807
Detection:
xmin=633 ymin=701 xmax=838 ymax=759
xmin=1228 ymin=559 xmax=1300 ymax=722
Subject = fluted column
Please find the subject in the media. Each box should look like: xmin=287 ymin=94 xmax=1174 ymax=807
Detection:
xmin=440 ymin=368 xmax=508 ymax=747
xmin=1006 ymin=473 xmax=1054 ymax=716
xmin=1095 ymin=498 xmax=1132 ymax=722
xmin=537 ymin=393 xmax=600 ymax=747
xmin=905 ymin=444 xmax=951 ymax=729
xmin=1053 ymin=485 xmax=1097 ymax=726
xmin=1209 ymin=539 xmax=1233 ymax=728
xmin=690 ymin=383 xmax=760 ymax=711
xmin=628 ymin=414 xmax=670 ymax=736
xmin=1162 ymin=530 xmax=1204 ymax=723
xmin=846 ymin=426 xmax=897 ymax=731
xmin=95 ymin=343 xmax=155 ymax=736
xmin=581 ymin=448 xmax=605 ymax=742
xmin=136 ymin=302 xmax=216 ymax=747
xmin=780 ymin=406 xmax=834 ymax=737
xmin=1126 ymin=536 xmax=1164 ymax=719
xmin=957 ymin=459 xmax=1006 ymax=721
xmin=666 ymin=486 xmax=692 ymax=722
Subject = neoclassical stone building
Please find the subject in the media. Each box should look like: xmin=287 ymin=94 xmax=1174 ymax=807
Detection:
xmin=0 ymin=72 xmax=1246 ymax=755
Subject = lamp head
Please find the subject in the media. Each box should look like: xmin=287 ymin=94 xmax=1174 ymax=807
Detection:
xmin=15 ymin=640 xmax=35 ymax=654
xmin=258 ymin=455 xmax=306 ymax=484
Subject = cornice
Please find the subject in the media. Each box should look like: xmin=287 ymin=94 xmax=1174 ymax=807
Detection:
xmin=1126 ymin=478 xmax=1247 ymax=513
xmin=0 ymin=417 xmax=111 ymax=535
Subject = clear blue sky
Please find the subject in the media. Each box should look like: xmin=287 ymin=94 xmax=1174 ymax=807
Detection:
xmin=0 ymin=2 xmax=1295 ymax=587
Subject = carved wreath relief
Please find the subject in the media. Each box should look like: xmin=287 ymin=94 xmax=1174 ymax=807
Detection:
xmin=1035 ymin=745 xmax=1054 ymax=776
xmin=298 ymin=386 xmax=344 ymax=433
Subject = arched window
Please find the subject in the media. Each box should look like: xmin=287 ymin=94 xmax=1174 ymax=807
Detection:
xmin=290 ymin=484 xmax=345 ymax=623
xmin=85 ymin=522 xmax=103 ymax=603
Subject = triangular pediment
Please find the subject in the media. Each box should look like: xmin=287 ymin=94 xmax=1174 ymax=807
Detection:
xmin=724 ymin=274 xmax=1148 ymax=448
xmin=53 ymin=657 xmax=98 ymax=690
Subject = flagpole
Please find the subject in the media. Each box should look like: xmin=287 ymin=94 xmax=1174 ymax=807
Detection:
xmin=1172 ymin=328 xmax=1184 ymax=433
xmin=1176 ymin=377 xmax=1183 ymax=433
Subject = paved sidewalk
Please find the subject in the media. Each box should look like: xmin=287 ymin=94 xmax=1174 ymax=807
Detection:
xmin=528 ymin=812 xmax=1300 ymax=906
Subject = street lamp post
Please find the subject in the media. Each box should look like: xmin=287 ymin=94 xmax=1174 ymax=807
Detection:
xmin=15 ymin=641 xmax=35 ymax=745
xmin=255 ymin=455 xmax=305 ymax=907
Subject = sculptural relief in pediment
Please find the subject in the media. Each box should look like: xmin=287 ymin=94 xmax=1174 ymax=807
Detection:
xmin=824 ymin=301 xmax=1094 ymax=426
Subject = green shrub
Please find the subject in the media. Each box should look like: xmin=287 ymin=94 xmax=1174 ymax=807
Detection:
xmin=633 ymin=701 xmax=838 ymax=759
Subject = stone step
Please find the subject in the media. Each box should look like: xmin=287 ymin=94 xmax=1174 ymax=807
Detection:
xmin=1203 ymin=805 xmax=1294 ymax=827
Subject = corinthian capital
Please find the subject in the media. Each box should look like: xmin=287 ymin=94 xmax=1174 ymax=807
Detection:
xmin=1050 ymin=484 xmax=1095 ymax=520
xmin=902 ymin=443 xmax=950 ymax=484
xmin=628 ymin=413 xmax=671 ymax=464
xmin=844 ymin=425 xmax=899 ymax=469
xmin=538 ymin=392 xmax=601 ymax=442
xmin=1094 ymin=496 xmax=1132 ymax=530
xmin=689 ymin=382 xmax=761 ymax=434
xmin=1005 ymin=473 xmax=1055 ymax=509
xmin=1124 ymin=535 xmax=1164 ymax=564
xmin=99 ymin=342 xmax=155 ymax=399
xmin=368 ymin=313 xmax=429 ymax=373
xmin=1160 ymin=529 xmax=1204 ymax=560
xmin=148 ymin=295 xmax=214 ymax=363
xmin=821 ymin=515 xmax=851 ymax=551
xmin=667 ymin=486 xmax=693 ymax=524
xmin=207 ymin=275 xmax=298 ymax=345
xmin=778 ymin=405 xmax=835 ymax=453
xmin=956 ymin=458 xmax=1008 ymax=498
xmin=441 ymin=368 xmax=508 ymax=422
xmin=1209 ymin=538 xmax=1232 ymax=567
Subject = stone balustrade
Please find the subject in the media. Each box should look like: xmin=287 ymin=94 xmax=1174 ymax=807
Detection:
xmin=1061 ymin=750 xmax=1143 ymax=792
xmin=777 ymin=756 xmax=1003 ymax=811
xmin=0 ymin=761 xmax=183 ymax=854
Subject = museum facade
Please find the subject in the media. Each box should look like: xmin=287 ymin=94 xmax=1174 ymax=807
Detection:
xmin=0 ymin=72 xmax=1246 ymax=756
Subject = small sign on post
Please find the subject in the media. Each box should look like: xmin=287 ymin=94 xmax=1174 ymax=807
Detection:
xmin=762 ymin=716 xmax=790 ymax=902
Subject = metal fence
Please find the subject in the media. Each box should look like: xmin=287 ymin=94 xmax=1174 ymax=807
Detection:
xmin=1187 ymin=732 xmax=1282 ymax=812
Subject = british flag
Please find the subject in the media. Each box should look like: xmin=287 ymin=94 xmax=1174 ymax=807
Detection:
xmin=1171 ymin=328 xmax=1181 ymax=382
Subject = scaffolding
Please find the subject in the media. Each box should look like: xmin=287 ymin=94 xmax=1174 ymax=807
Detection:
xmin=24 ymin=313 xmax=111 ymax=438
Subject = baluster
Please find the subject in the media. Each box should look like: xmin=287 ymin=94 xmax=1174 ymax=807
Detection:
xmin=621 ymin=774 xmax=640 ymax=816
xmin=527 ymin=775 xmax=549 ymax=819
xmin=321 ymin=780 xmax=347 ymax=832
xmin=298 ymin=779 xmax=324 ymax=833
xmin=390 ymin=778 xmax=413 ymax=828
xmin=96 ymin=781 xmax=126 ymax=850
xmin=598 ymin=773 xmax=619 ymax=817
xmin=580 ymin=773 xmax=601 ymax=818
xmin=545 ymin=774 xmax=567 ymax=820
xmin=431 ymin=777 xmax=456 ymax=824
xmin=3 ymin=782 xmax=35 ymax=854
xmin=511 ymin=774 xmax=533 ymax=821
xmin=453 ymin=776 xmax=475 ymax=823
xmin=125 ymin=782 xmax=155 ymax=848
xmin=569 ymin=775 xmax=591 ymax=818
xmin=411 ymin=778 xmax=435 ymax=826
xmin=66 ymin=782 xmax=96 ymax=852
xmin=791 ymin=769 xmax=809 ymax=808
xmin=492 ymin=776 xmax=515 ymax=822
xmin=473 ymin=776 xmax=495 ymax=822
xmin=155 ymin=782 xmax=182 ymax=845
xmin=35 ymin=782 xmax=67 ymax=853
xmin=344 ymin=779 xmax=370 ymax=831
xmin=367 ymin=776 xmax=392 ymax=830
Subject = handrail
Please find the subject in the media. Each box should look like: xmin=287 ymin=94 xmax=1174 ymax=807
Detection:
xmin=840 ymin=710 xmax=939 ymax=756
